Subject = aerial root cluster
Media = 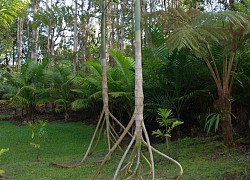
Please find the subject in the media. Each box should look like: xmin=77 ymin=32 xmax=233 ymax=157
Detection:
xmin=52 ymin=107 xmax=124 ymax=168
xmin=52 ymin=108 xmax=183 ymax=180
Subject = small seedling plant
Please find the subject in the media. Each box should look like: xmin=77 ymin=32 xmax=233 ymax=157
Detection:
xmin=25 ymin=120 xmax=47 ymax=162
xmin=0 ymin=148 xmax=9 ymax=176
xmin=152 ymin=108 xmax=184 ymax=148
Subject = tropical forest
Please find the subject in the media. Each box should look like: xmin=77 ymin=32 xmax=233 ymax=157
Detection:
xmin=0 ymin=0 xmax=250 ymax=179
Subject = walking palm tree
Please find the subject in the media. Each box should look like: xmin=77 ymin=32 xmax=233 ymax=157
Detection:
xmin=93 ymin=1 xmax=183 ymax=179
xmin=52 ymin=0 xmax=132 ymax=168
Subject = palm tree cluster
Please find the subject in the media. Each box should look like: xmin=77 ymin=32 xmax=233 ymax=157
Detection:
xmin=0 ymin=51 xmax=135 ymax=123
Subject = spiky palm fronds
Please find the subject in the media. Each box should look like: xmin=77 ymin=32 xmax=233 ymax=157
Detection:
xmin=0 ymin=80 xmax=18 ymax=100
xmin=71 ymin=50 xmax=135 ymax=116
xmin=109 ymin=50 xmax=134 ymax=87
xmin=41 ymin=61 xmax=76 ymax=120
xmin=10 ymin=86 xmax=35 ymax=107
xmin=71 ymin=69 xmax=100 ymax=112
xmin=166 ymin=8 xmax=249 ymax=54
xmin=1 ymin=60 xmax=48 ymax=102
xmin=144 ymin=45 xmax=209 ymax=121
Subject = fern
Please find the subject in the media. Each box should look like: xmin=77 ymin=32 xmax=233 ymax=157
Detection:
xmin=166 ymin=9 xmax=249 ymax=53
xmin=71 ymin=99 xmax=89 ymax=111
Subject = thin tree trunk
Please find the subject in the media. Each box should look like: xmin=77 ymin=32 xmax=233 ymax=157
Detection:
xmin=50 ymin=28 xmax=55 ymax=56
xmin=47 ymin=26 xmax=51 ymax=56
xmin=110 ymin=2 xmax=115 ymax=52
xmin=162 ymin=0 xmax=167 ymax=11
xmin=31 ymin=0 xmax=40 ymax=60
xmin=118 ymin=0 xmax=125 ymax=51
xmin=101 ymin=0 xmax=111 ymax=152
xmin=80 ymin=1 xmax=91 ymax=69
xmin=73 ymin=0 xmax=78 ymax=72
xmin=26 ymin=17 xmax=30 ymax=59
xmin=12 ymin=43 xmax=15 ymax=68
xmin=106 ymin=1 xmax=111 ymax=63
xmin=17 ymin=17 xmax=23 ymax=71
xmin=130 ymin=0 xmax=135 ymax=55
xmin=46 ymin=0 xmax=49 ymax=56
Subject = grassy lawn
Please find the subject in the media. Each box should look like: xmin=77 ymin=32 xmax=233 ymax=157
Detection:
xmin=0 ymin=121 xmax=249 ymax=179
xmin=0 ymin=114 xmax=12 ymax=119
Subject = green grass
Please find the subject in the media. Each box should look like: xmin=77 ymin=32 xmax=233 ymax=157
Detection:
xmin=0 ymin=121 xmax=249 ymax=179
xmin=0 ymin=114 xmax=12 ymax=119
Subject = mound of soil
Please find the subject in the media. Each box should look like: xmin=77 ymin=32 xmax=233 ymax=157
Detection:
xmin=0 ymin=104 xmax=96 ymax=125
xmin=0 ymin=104 xmax=14 ymax=115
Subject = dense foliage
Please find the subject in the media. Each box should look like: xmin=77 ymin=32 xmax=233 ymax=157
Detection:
xmin=0 ymin=0 xmax=249 ymax=146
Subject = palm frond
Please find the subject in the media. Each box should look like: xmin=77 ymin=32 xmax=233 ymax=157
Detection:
xmin=166 ymin=9 xmax=249 ymax=53
xmin=71 ymin=99 xmax=89 ymax=111
xmin=89 ymin=91 xmax=102 ymax=100
xmin=177 ymin=89 xmax=209 ymax=102
xmin=109 ymin=49 xmax=135 ymax=86
xmin=16 ymin=86 xmax=35 ymax=97
xmin=10 ymin=95 xmax=29 ymax=107
xmin=86 ymin=60 xmax=102 ymax=77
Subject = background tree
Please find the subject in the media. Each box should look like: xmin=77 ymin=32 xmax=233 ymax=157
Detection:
xmin=17 ymin=17 xmax=24 ymax=71
xmin=165 ymin=8 xmax=250 ymax=147
xmin=0 ymin=0 xmax=28 ymax=68
xmin=31 ymin=0 xmax=40 ymax=60
xmin=73 ymin=0 xmax=78 ymax=72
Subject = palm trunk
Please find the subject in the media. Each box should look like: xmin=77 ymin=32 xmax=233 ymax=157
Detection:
xmin=134 ymin=0 xmax=143 ymax=141
xmin=101 ymin=0 xmax=111 ymax=151
xmin=219 ymin=95 xmax=234 ymax=147
xmin=141 ymin=0 xmax=146 ymax=46
xmin=203 ymin=46 xmax=236 ymax=147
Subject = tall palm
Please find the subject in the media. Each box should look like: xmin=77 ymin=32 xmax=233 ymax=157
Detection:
xmin=53 ymin=1 xmax=134 ymax=169
xmin=94 ymin=1 xmax=183 ymax=179
xmin=165 ymin=8 xmax=250 ymax=147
